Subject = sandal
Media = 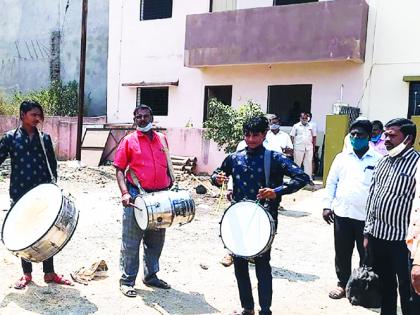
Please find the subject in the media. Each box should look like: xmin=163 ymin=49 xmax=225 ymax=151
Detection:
xmin=120 ymin=284 xmax=137 ymax=297
xmin=143 ymin=278 xmax=171 ymax=289
xmin=220 ymin=254 xmax=233 ymax=267
xmin=328 ymin=286 xmax=346 ymax=299
xmin=14 ymin=274 xmax=32 ymax=290
xmin=44 ymin=273 xmax=73 ymax=286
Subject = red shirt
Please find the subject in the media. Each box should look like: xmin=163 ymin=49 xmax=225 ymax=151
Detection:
xmin=113 ymin=130 xmax=170 ymax=191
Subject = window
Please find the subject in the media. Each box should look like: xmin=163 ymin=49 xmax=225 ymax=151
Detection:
xmin=267 ymin=84 xmax=312 ymax=126
xmin=136 ymin=87 xmax=169 ymax=116
xmin=407 ymin=82 xmax=420 ymax=118
xmin=203 ymin=85 xmax=232 ymax=121
xmin=210 ymin=0 xmax=237 ymax=12
xmin=140 ymin=0 xmax=172 ymax=21
xmin=273 ymin=0 xmax=317 ymax=5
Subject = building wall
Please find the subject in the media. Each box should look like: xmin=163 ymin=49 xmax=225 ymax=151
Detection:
xmin=360 ymin=0 xmax=420 ymax=122
xmin=107 ymin=0 xmax=363 ymax=132
xmin=0 ymin=0 xmax=108 ymax=116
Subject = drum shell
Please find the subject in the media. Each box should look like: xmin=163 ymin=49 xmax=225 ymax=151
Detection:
xmin=220 ymin=200 xmax=276 ymax=259
xmin=2 ymin=195 xmax=78 ymax=263
xmin=134 ymin=190 xmax=195 ymax=230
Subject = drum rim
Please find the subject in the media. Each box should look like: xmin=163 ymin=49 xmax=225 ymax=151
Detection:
xmin=134 ymin=196 xmax=150 ymax=230
xmin=30 ymin=203 xmax=80 ymax=262
xmin=219 ymin=199 xmax=274 ymax=259
xmin=1 ymin=183 xmax=67 ymax=252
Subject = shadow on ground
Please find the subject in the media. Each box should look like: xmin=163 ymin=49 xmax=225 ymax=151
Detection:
xmin=136 ymin=287 xmax=219 ymax=314
xmin=278 ymin=209 xmax=310 ymax=218
xmin=0 ymin=283 xmax=98 ymax=315
xmin=271 ymin=266 xmax=319 ymax=282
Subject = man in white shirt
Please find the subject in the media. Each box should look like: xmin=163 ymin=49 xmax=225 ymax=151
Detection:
xmin=307 ymin=112 xmax=318 ymax=137
xmin=323 ymin=119 xmax=382 ymax=300
xmin=290 ymin=113 xmax=315 ymax=182
xmin=265 ymin=116 xmax=293 ymax=158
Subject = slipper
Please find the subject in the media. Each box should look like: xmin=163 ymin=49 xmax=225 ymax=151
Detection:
xmin=44 ymin=273 xmax=73 ymax=286
xmin=328 ymin=286 xmax=346 ymax=299
xmin=14 ymin=274 xmax=32 ymax=290
xmin=120 ymin=284 xmax=137 ymax=297
xmin=143 ymin=278 xmax=171 ymax=289
xmin=220 ymin=254 xmax=233 ymax=267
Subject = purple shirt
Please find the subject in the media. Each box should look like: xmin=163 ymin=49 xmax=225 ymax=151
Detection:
xmin=370 ymin=134 xmax=388 ymax=156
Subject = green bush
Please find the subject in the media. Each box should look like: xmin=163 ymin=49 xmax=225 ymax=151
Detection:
xmin=0 ymin=80 xmax=80 ymax=117
xmin=204 ymin=99 xmax=264 ymax=153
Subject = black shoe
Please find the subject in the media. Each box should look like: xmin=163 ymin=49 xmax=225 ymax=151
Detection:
xmin=143 ymin=278 xmax=171 ymax=289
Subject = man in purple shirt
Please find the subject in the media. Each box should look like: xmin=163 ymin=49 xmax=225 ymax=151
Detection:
xmin=370 ymin=120 xmax=388 ymax=156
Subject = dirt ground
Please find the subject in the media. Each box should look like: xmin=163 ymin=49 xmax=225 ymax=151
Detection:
xmin=0 ymin=162 xmax=385 ymax=315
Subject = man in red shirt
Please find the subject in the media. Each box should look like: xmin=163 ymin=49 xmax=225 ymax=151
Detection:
xmin=114 ymin=104 xmax=172 ymax=297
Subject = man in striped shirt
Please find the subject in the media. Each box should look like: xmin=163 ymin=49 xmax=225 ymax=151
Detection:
xmin=364 ymin=118 xmax=420 ymax=315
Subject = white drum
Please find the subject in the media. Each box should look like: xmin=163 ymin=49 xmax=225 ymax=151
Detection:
xmin=1 ymin=184 xmax=78 ymax=262
xmin=134 ymin=189 xmax=195 ymax=230
xmin=220 ymin=200 xmax=276 ymax=258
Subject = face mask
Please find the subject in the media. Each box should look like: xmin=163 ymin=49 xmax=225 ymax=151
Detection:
xmin=270 ymin=124 xmax=280 ymax=130
xmin=371 ymin=134 xmax=381 ymax=143
xmin=350 ymin=137 xmax=369 ymax=151
xmin=301 ymin=119 xmax=308 ymax=125
xmin=137 ymin=122 xmax=152 ymax=133
xmin=387 ymin=136 xmax=409 ymax=157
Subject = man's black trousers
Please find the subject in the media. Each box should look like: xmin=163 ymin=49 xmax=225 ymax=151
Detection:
xmin=233 ymin=250 xmax=272 ymax=315
xmin=334 ymin=215 xmax=365 ymax=288
xmin=21 ymin=257 xmax=54 ymax=274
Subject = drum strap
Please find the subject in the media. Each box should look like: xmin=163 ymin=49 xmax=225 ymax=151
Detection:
xmin=264 ymin=149 xmax=272 ymax=188
xmin=156 ymin=132 xmax=176 ymax=184
xmin=128 ymin=168 xmax=147 ymax=196
xmin=37 ymin=128 xmax=56 ymax=183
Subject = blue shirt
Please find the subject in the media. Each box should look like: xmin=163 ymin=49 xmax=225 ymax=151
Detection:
xmin=0 ymin=127 xmax=57 ymax=202
xmin=212 ymin=145 xmax=309 ymax=216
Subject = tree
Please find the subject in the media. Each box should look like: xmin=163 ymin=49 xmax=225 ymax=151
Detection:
xmin=204 ymin=99 xmax=264 ymax=153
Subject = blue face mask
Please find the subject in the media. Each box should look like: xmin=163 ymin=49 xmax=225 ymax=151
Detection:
xmin=371 ymin=134 xmax=381 ymax=143
xmin=350 ymin=137 xmax=369 ymax=151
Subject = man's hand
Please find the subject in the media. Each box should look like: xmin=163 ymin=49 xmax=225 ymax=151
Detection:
xmin=322 ymin=209 xmax=334 ymax=224
xmin=283 ymin=148 xmax=293 ymax=157
xmin=257 ymin=188 xmax=277 ymax=200
xmin=412 ymin=265 xmax=420 ymax=295
xmin=226 ymin=190 xmax=233 ymax=202
xmin=363 ymin=236 xmax=369 ymax=249
xmin=215 ymin=172 xmax=228 ymax=186
xmin=121 ymin=193 xmax=132 ymax=207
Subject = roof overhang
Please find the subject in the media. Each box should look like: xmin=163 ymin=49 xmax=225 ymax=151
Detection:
xmin=122 ymin=80 xmax=179 ymax=88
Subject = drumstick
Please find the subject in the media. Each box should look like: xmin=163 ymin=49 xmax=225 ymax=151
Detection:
xmin=129 ymin=203 xmax=143 ymax=211
xmin=216 ymin=180 xmax=227 ymax=213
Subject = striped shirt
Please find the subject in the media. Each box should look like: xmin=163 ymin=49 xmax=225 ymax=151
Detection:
xmin=364 ymin=147 xmax=420 ymax=241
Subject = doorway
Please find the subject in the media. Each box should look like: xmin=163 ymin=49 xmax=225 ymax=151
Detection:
xmin=407 ymin=81 xmax=420 ymax=118
xmin=203 ymin=85 xmax=232 ymax=122
xmin=267 ymin=84 xmax=312 ymax=126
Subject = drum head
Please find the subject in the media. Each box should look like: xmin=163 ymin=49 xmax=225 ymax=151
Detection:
xmin=2 ymin=184 xmax=62 ymax=251
xmin=134 ymin=197 xmax=149 ymax=230
xmin=220 ymin=201 xmax=272 ymax=257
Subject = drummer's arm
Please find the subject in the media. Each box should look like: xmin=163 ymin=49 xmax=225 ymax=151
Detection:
xmin=211 ymin=156 xmax=232 ymax=187
xmin=116 ymin=167 xmax=131 ymax=207
xmin=0 ymin=134 xmax=10 ymax=166
xmin=45 ymin=134 xmax=58 ymax=179
xmin=274 ymin=155 xmax=310 ymax=196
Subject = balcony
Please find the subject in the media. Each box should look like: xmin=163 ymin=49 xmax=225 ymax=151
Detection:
xmin=184 ymin=0 xmax=369 ymax=67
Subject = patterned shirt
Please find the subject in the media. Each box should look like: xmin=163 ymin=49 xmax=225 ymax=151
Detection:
xmin=0 ymin=127 xmax=57 ymax=202
xmin=364 ymin=147 xmax=420 ymax=241
xmin=212 ymin=146 xmax=309 ymax=216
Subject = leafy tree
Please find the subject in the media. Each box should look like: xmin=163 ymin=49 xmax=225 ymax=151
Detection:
xmin=204 ymin=99 xmax=264 ymax=153
xmin=0 ymin=80 xmax=83 ymax=117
